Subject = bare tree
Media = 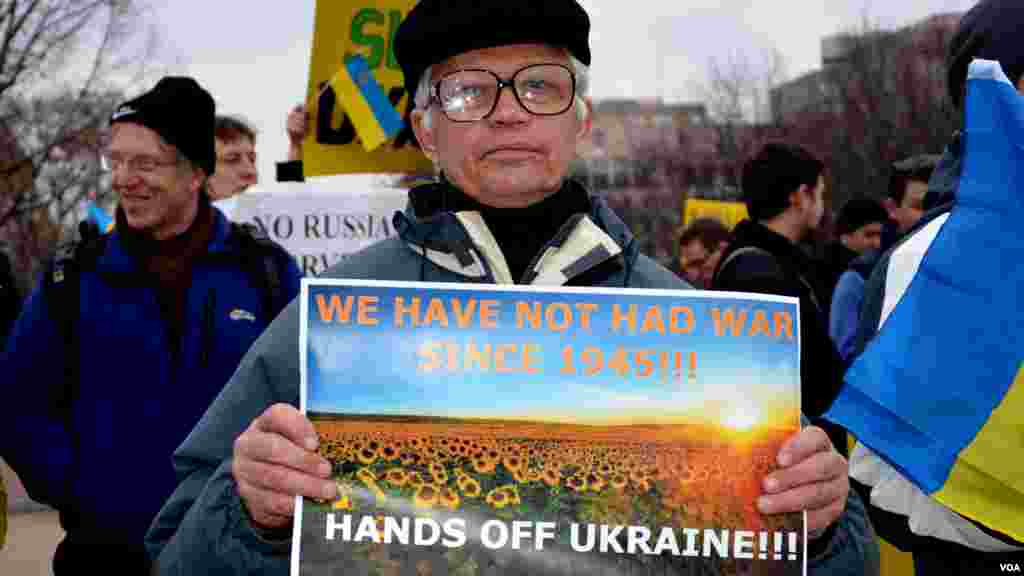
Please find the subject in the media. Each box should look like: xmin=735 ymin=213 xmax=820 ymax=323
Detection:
xmin=697 ymin=48 xmax=790 ymax=198
xmin=0 ymin=0 xmax=163 ymax=289
xmin=782 ymin=14 xmax=959 ymax=212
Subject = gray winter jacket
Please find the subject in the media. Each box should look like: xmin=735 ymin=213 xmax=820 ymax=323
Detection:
xmin=146 ymin=183 xmax=876 ymax=575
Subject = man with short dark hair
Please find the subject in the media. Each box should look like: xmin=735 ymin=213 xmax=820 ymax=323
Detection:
xmin=821 ymin=197 xmax=890 ymax=346
xmin=712 ymin=142 xmax=849 ymax=457
xmin=834 ymin=198 xmax=889 ymax=257
xmin=678 ymin=217 xmax=730 ymax=288
xmin=145 ymin=4 xmax=874 ymax=574
xmin=828 ymin=158 xmax=937 ymax=362
xmin=208 ymin=115 xmax=259 ymax=202
xmin=883 ymin=155 xmax=940 ymax=239
xmin=0 ymin=77 xmax=301 ymax=574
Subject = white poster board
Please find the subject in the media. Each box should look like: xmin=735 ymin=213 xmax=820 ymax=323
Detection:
xmin=217 ymin=181 xmax=409 ymax=276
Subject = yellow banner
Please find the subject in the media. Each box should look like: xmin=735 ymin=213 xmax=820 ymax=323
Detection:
xmin=682 ymin=198 xmax=749 ymax=230
xmin=304 ymin=0 xmax=433 ymax=176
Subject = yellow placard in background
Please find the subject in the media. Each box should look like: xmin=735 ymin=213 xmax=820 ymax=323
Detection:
xmin=682 ymin=198 xmax=749 ymax=230
xmin=304 ymin=0 xmax=433 ymax=176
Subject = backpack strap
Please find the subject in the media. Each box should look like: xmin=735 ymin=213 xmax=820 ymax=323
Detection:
xmin=713 ymin=246 xmax=773 ymax=286
xmin=43 ymin=223 xmax=108 ymax=421
xmin=714 ymin=245 xmax=823 ymax=312
xmin=229 ymin=222 xmax=286 ymax=321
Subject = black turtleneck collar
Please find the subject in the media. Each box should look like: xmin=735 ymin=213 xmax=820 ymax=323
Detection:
xmin=409 ymin=176 xmax=592 ymax=281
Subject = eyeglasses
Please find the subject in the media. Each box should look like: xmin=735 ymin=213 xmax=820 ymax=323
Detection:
xmin=432 ymin=63 xmax=576 ymax=122
xmin=100 ymin=151 xmax=179 ymax=174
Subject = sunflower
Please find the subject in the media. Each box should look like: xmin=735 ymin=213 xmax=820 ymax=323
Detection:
xmin=472 ymin=458 xmax=496 ymax=475
xmin=379 ymin=444 xmax=400 ymax=462
xmin=356 ymin=467 xmax=377 ymax=485
xmin=512 ymin=468 xmax=530 ymax=484
xmin=332 ymin=495 xmax=352 ymax=510
xmin=458 ymin=477 xmax=482 ymax=498
xmin=566 ymin=475 xmax=588 ymax=493
xmin=501 ymin=485 xmax=521 ymax=505
xmin=485 ymin=487 xmax=509 ymax=509
xmin=429 ymin=461 xmax=446 ymax=477
xmin=502 ymin=455 xmax=524 ymax=474
xmin=439 ymin=487 xmax=461 ymax=510
xmin=413 ymin=484 xmax=439 ymax=509
xmin=356 ymin=447 xmax=377 ymax=466
xmin=383 ymin=468 xmax=409 ymax=487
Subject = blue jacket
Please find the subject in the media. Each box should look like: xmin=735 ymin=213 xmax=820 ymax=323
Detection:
xmin=830 ymin=135 xmax=964 ymax=364
xmin=0 ymin=206 xmax=300 ymax=570
xmin=146 ymin=184 xmax=877 ymax=575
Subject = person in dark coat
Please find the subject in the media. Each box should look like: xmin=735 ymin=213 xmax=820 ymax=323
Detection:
xmin=712 ymin=142 xmax=848 ymax=457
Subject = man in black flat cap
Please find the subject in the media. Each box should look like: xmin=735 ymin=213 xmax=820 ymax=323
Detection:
xmin=145 ymin=2 xmax=875 ymax=574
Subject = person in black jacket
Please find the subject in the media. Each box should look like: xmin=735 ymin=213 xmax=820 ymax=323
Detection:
xmin=712 ymin=142 xmax=848 ymax=456
xmin=0 ymin=247 xmax=19 ymax=351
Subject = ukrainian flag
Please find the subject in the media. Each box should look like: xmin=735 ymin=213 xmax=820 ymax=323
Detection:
xmin=826 ymin=59 xmax=1024 ymax=545
xmin=87 ymin=201 xmax=114 ymax=234
xmin=330 ymin=54 xmax=404 ymax=152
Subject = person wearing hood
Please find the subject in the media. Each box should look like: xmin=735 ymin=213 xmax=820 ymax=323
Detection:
xmin=144 ymin=2 xmax=875 ymax=574
xmin=846 ymin=0 xmax=1024 ymax=572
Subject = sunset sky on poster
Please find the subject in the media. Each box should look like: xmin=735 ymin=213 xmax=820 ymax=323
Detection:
xmin=305 ymin=282 xmax=799 ymax=429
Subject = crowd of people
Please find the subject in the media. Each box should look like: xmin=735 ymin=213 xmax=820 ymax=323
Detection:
xmin=1 ymin=0 xmax=1021 ymax=574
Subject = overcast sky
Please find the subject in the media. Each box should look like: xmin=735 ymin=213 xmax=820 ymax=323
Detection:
xmin=153 ymin=0 xmax=978 ymax=180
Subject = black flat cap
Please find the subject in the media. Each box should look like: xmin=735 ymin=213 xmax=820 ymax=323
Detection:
xmin=394 ymin=0 xmax=591 ymax=102
xmin=947 ymin=0 xmax=1024 ymax=108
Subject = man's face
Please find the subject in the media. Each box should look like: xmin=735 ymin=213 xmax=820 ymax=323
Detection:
xmin=208 ymin=136 xmax=257 ymax=201
xmin=412 ymin=44 xmax=591 ymax=208
xmin=797 ymin=175 xmax=826 ymax=233
xmin=108 ymin=123 xmax=201 ymax=240
xmin=841 ymin=222 xmax=884 ymax=254
xmin=680 ymin=239 xmax=726 ymax=289
xmin=890 ymin=179 xmax=928 ymax=232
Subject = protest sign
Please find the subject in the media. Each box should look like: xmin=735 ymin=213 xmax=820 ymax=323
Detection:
xmin=303 ymin=0 xmax=432 ymax=176
xmin=683 ymin=199 xmax=749 ymax=230
xmin=293 ymin=279 xmax=806 ymax=575
xmin=225 ymin=182 xmax=408 ymax=276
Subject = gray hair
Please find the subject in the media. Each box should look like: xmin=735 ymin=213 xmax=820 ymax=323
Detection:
xmin=414 ymin=53 xmax=590 ymax=129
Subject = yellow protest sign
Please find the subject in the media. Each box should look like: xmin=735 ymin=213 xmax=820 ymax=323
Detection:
xmin=304 ymin=0 xmax=433 ymax=176
xmin=682 ymin=198 xmax=749 ymax=230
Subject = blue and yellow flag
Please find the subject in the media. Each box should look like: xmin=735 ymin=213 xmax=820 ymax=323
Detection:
xmin=87 ymin=201 xmax=114 ymax=234
xmin=330 ymin=54 xmax=404 ymax=152
xmin=826 ymin=59 xmax=1024 ymax=544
